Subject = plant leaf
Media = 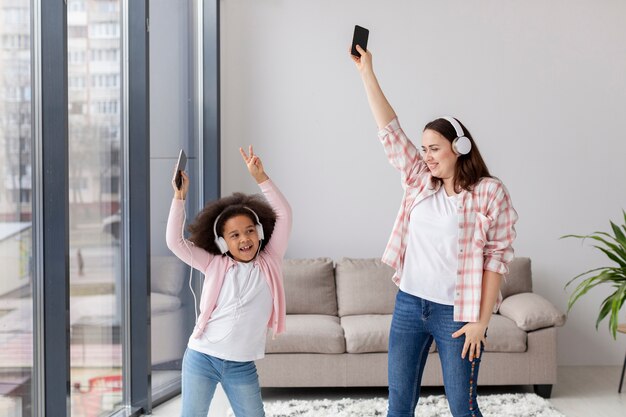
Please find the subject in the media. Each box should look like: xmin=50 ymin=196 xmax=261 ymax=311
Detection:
xmin=587 ymin=233 xmax=626 ymax=259
xmin=592 ymin=232 xmax=626 ymax=262
xmin=560 ymin=234 xmax=590 ymax=240
xmin=563 ymin=211 xmax=626 ymax=339
xmin=567 ymin=270 xmax=615 ymax=311
xmin=610 ymin=221 xmax=626 ymax=248
xmin=563 ymin=233 xmax=626 ymax=265
xmin=596 ymin=232 xmax=626 ymax=252
xmin=595 ymin=295 xmax=613 ymax=329
xmin=592 ymin=245 xmax=626 ymax=268
xmin=608 ymin=281 xmax=626 ymax=339
xmin=564 ymin=266 xmax=611 ymax=288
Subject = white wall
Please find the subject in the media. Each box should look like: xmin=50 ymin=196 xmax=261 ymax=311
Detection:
xmin=220 ymin=0 xmax=626 ymax=366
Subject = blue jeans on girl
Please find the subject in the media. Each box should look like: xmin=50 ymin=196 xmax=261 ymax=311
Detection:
xmin=181 ymin=348 xmax=265 ymax=417
xmin=387 ymin=290 xmax=484 ymax=417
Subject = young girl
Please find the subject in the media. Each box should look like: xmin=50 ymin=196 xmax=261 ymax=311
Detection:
xmin=351 ymin=45 xmax=518 ymax=417
xmin=166 ymin=146 xmax=291 ymax=417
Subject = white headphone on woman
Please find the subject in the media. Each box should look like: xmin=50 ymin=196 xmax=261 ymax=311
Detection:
xmin=213 ymin=206 xmax=265 ymax=254
xmin=441 ymin=116 xmax=472 ymax=155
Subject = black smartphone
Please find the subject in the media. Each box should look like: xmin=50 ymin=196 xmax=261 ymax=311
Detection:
xmin=351 ymin=25 xmax=369 ymax=57
xmin=174 ymin=149 xmax=187 ymax=190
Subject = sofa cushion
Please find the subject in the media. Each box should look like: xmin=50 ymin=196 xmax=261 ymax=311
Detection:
xmin=340 ymin=314 xmax=437 ymax=354
xmin=151 ymin=293 xmax=182 ymax=315
xmin=265 ymin=315 xmax=345 ymax=354
xmin=340 ymin=314 xmax=526 ymax=354
xmin=484 ymin=314 xmax=527 ymax=352
xmin=283 ymin=258 xmax=338 ymax=315
xmin=151 ymin=256 xmax=186 ymax=296
xmin=498 ymin=292 xmax=567 ymax=331
xmin=341 ymin=315 xmax=391 ymax=353
xmin=335 ymin=258 xmax=398 ymax=317
xmin=500 ymin=257 xmax=533 ymax=299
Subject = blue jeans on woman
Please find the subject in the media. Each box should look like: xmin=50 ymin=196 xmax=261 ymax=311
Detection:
xmin=387 ymin=290 xmax=484 ymax=417
xmin=181 ymin=348 xmax=265 ymax=417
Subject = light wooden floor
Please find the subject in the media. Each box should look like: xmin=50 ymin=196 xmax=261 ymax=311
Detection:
xmin=151 ymin=366 xmax=626 ymax=417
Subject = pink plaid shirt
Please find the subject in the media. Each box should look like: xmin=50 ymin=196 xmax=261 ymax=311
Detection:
xmin=379 ymin=117 xmax=518 ymax=322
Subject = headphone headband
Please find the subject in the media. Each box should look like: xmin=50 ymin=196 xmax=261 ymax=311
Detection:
xmin=213 ymin=206 xmax=262 ymax=238
xmin=441 ymin=116 xmax=464 ymax=138
xmin=440 ymin=116 xmax=472 ymax=155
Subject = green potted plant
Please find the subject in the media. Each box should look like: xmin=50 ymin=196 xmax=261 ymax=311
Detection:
xmin=562 ymin=210 xmax=626 ymax=339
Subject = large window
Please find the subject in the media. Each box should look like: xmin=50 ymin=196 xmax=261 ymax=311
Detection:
xmin=149 ymin=0 xmax=197 ymax=400
xmin=0 ymin=0 xmax=202 ymax=413
xmin=67 ymin=1 xmax=124 ymax=415
xmin=0 ymin=0 xmax=33 ymax=416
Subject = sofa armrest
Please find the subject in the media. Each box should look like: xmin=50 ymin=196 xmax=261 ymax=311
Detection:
xmin=498 ymin=293 xmax=566 ymax=331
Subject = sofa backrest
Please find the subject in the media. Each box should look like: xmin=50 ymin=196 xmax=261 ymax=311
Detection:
xmin=281 ymin=257 xmax=531 ymax=316
xmin=151 ymin=256 xmax=186 ymax=296
xmin=500 ymin=257 xmax=533 ymax=299
xmin=283 ymin=258 xmax=338 ymax=315
xmin=335 ymin=258 xmax=398 ymax=317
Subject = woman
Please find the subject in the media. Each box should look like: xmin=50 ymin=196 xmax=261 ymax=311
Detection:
xmin=166 ymin=146 xmax=292 ymax=417
xmin=351 ymin=44 xmax=518 ymax=417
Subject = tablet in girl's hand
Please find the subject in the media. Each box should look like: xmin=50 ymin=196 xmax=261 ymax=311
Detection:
xmin=175 ymin=149 xmax=187 ymax=189
xmin=351 ymin=25 xmax=369 ymax=57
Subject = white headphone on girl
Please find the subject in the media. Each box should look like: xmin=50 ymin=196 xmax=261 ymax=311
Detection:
xmin=213 ymin=206 xmax=265 ymax=254
xmin=441 ymin=116 xmax=472 ymax=155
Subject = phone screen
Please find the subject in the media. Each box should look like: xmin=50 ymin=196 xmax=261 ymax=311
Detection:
xmin=351 ymin=25 xmax=369 ymax=57
xmin=175 ymin=149 xmax=187 ymax=189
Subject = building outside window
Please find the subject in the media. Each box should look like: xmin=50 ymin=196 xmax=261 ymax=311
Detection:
xmin=0 ymin=0 xmax=33 ymax=415
xmin=67 ymin=1 xmax=124 ymax=415
xmin=1 ymin=1 xmax=200 ymax=414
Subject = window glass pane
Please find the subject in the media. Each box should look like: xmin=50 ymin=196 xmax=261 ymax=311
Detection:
xmin=0 ymin=0 xmax=34 ymax=415
xmin=68 ymin=1 xmax=124 ymax=415
xmin=149 ymin=0 xmax=195 ymax=399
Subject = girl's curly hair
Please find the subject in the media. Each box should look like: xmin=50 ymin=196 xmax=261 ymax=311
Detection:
xmin=188 ymin=192 xmax=277 ymax=255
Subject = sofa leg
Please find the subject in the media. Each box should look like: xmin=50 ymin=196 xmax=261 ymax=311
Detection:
xmin=534 ymin=384 xmax=552 ymax=398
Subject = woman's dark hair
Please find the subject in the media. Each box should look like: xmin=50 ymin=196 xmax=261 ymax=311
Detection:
xmin=423 ymin=118 xmax=492 ymax=192
xmin=188 ymin=192 xmax=277 ymax=255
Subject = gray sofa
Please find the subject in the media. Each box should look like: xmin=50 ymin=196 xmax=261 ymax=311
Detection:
xmin=257 ymin=257 xmax=566 ymax=398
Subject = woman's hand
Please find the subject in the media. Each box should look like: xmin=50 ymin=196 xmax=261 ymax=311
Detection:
xmin=350 ymin=44 xmax=374 ymax=76
xmin=171 ymin=164 xmax=189 ymax=200
xmin=240 ymin=145 xmax=269 ymax=184
xmin=452 ymin=322 xmax=487 ymax=361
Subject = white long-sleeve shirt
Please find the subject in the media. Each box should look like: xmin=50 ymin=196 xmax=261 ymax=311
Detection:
xmin=188 ymin=260 xmax=272 ymax=362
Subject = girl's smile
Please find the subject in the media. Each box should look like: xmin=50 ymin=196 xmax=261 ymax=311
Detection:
xmin=223 ymin=214 xmax=261 ymax=262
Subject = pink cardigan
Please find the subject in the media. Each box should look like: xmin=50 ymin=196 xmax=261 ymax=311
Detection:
xmin=166 ymin=178 xmax=292 ymax=339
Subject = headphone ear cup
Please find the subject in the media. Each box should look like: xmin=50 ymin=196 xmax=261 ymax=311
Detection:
xmin=215 ymin=236 xmax=229 ymax=254
xmin=256 ymin=224 xmax=264 ymax=241
xmin=453 ymin=136 xmax=472 ymax=155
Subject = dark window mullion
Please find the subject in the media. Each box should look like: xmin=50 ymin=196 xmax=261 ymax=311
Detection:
xmin=128 ymin=0 xmax=151 ymax=413
xmin=203 ymin=0 xmax=220 ymax=202
xmin=39 ymin=0 xmax=70 ymax=415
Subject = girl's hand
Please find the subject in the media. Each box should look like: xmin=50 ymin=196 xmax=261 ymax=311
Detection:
xmin=171 ymin=164 xmax=189 ymax=200
xmin=240 ymin=145 xmax=269 ymax=184
xmin=349 ymin=44 xmax=374 ymax=76
xmin=452 ymin=322 xmax=487 ymax=361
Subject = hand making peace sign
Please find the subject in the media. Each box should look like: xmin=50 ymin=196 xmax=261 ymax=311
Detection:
xmin=240 ymin=145 xmax=269 ymax=184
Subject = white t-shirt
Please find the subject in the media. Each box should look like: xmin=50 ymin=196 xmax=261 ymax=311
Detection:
xmin=188 ymin=260 xmax=273 ymax=362
xmin=400 ymin=186 xmax=460 ymax=305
